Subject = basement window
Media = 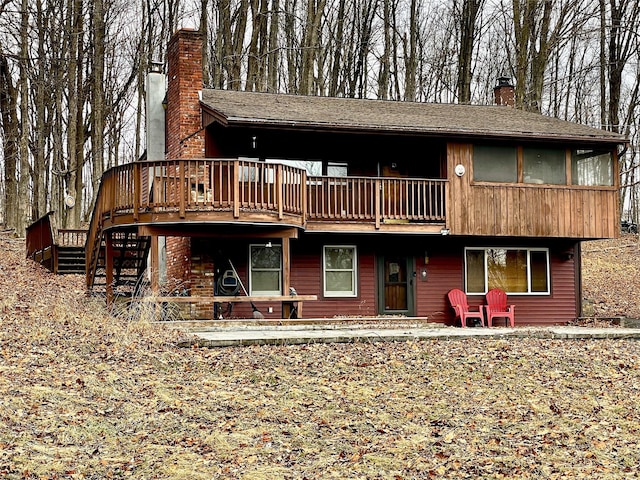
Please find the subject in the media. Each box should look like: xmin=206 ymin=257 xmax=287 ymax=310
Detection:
xmin=465 ymin=247 xmax=550 ymax=295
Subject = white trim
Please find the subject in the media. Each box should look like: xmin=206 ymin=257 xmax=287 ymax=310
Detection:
xmin=249 ymin=244 xmax=282 ymax=296
xmin=464 ymin=247 xmax=551 ymax=295
xmin=323 ymin=245 xmax=358 ymax=297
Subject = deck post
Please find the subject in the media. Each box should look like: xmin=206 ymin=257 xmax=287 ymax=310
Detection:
xmin=233 ymin=160 xmax=240 ymax=218
xmin=109 ymin=171 xmax=116 ymax=220
xmin=105 ymin=231 xmax=115 ymax=311
xmin=281 ymin=236 xmax=292 ymax=318
xmin=133 ymin=163 xmax=141 ymax=221
xmin=375 ymin=178 xmax=381 ymax=229
xmin=277 ymin=164 xmax=284 ymax=219
xmin=179 ymin=161 xmax=186 ymax=218
xmin=149 ymin=234 xmax=159 ymax=294
xmin=301 ymin=170 xmax=307 ymax=225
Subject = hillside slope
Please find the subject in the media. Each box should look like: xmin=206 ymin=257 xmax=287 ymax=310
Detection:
xmin=582 ymin=234 xmax=640 ymax=319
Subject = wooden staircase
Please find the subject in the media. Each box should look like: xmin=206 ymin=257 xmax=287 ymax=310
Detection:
xmin=26 ymin=213 xmax=88 ymax=275
xmin=89 ymin=231 xmax=151 ymax=295
xmin=56 ymin=246 xmax=86 ymax=274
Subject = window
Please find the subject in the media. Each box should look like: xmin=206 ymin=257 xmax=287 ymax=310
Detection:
xmin=267 ymin=159 xmax=322 ymax=176
xmin=523 ymin=147 xmax=566 ymax=184
xmin=465 ymin=248 xmax=550 ymax=295
xmin=249 ymin=244 xmax=282 ymax=295
xmin=473 ymin=145 xmax=518 ymax=182
xmin=323 ymin=246 xmax=357 ymax=297
xmin=572 ymin=150 xmax=613 ymax=186
xmin=327 ymin=162 xmax=348 ymax=177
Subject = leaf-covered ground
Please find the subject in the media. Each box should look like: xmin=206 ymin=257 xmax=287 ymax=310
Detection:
xmin=582 ymin=234 xmax=640 ymax=319
xmin=1 ymin=232 xmax=640 ymax=479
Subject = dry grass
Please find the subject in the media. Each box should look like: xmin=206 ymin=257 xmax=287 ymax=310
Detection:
xmin=2 ymin=233 xmax=640 ymax=478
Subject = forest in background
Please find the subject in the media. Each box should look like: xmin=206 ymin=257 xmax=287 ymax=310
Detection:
xmin=0 ymin=0 xmax=639 ymax=234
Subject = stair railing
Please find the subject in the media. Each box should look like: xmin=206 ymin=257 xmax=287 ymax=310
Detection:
xmin=26 ymin=211 xmax=58 ymax=272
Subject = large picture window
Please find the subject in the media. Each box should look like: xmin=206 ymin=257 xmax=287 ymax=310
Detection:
xmin=465 ymin=248 xmax=550 ymax=295
xmin=323 ymin=246 xmax=357 ymax=297
xmin=249 ymin=244 xmax=282 ymax=295
xmin=473 ymin=145 xmax=518 ymax=182
xmin=473 ymin=144 xmax=615 ymax=187
xmin=523 ymin=148 xmax=566 ymax=185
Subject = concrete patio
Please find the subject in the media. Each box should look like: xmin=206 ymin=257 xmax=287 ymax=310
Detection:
xmin=169 ymin=320 xmax=640 ymax=347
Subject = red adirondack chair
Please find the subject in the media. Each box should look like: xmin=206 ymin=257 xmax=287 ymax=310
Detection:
xmin=484 ymin=288 xmax=516 ymax=327
xmin=447 ymin=289 xmax=485 ymax=328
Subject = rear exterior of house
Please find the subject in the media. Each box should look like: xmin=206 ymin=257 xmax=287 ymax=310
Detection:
xmin=85 ymin=29 xmax=626 ymax=325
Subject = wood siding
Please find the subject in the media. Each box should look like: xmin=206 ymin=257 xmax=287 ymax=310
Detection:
xmin=447 ymin=143 xmax=619 ymax=239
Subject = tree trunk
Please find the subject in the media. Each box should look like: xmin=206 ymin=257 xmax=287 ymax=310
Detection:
xmin=0 ymin=48 xmax=19 ymax=231
xmin=17 ymin=0 xmax=30 ymax=235
xmin=403 ymin=0 xmax=417 ymax=101
xmin=328 ymin=0 xmax=346 ymax=97
xmin=201 ymin=0 xmax=210 ymax=86
xmin=377 ymin=0 xmax=392 ymax=100
xmin=30 ymin=0 xmax=48 ymax=220
xmin=456 ymin=0 xmax=484 ymax=104
xmin=91 ymin=0 xmax=106 ymax=210
xmin=231 ymin=0 xmax=249 ymax=90
xmin=599 ymin=0 xmax=607 ymax=128
xmin=299 ymin=0 xmax=326 ymax=95
xmin=267 ymin=0 xmax=280 ymax=92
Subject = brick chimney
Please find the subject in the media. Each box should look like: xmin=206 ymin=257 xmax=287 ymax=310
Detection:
xmin=166 ymin=29 xmax=205 ymax=159
xmin=493 ymin=76 xmax=515 ymax=107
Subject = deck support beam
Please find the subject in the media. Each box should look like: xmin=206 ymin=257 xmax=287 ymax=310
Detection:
xmin=105 ymin=231 xmax=114 ymax=311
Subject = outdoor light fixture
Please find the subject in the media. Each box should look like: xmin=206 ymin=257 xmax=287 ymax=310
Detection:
xmin=150 ymin=61 xmax=163 ymax=73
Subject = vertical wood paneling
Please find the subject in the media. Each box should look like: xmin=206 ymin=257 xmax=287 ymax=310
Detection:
xmin=447 ymin=143 xmax=619 ymax=239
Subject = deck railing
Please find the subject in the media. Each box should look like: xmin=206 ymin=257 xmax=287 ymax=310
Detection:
xmin=26 ymin=212 xmax=57 ymax=270
xmin=86 ymin=159 xmax=447 ymax=285
xmin=26 ymin=212 xmax=87 ymax=273
xmin=58 ymin=229 xmax=87 ymax=247
xmin=90 ymin=159 xmax=448 ymax=226
xmin=307 ymin=176 xmax=446 ymax=225
xmin=92 ymin=159 xmax=447 ymax=225
xmin=99 ymin=159 xmax=308 ymax=220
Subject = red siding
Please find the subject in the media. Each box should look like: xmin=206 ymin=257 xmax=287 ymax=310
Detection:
xmin=413 ymin=240 xmax=578 ymax=326
xmin=184 ymin=236 xmax=580 ymax=325
xmin=290 ymin=246 xmax=377 ymax=319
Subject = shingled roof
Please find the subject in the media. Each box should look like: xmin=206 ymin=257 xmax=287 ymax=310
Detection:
xmin=200 ymin=89 xmax=625 ymax=145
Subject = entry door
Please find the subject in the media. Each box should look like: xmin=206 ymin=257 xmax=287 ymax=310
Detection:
xmin=378 ymin=256 xmax=415 ymax=315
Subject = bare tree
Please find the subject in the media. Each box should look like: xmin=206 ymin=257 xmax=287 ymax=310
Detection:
xmin=455 ymin=0 xmax=485 ymax=103
xmin=0 ymin=44 xmax=19 ymax=231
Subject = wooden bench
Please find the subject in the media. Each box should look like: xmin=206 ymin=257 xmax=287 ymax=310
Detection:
xmin=136 ymin=295 xmax=317 ymax=319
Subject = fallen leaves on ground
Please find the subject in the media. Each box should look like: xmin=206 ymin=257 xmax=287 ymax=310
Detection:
xmin=1 ymin=232 xmax=640 ymax=479
xmin=582 ymin=234 xmax=640 ymax=319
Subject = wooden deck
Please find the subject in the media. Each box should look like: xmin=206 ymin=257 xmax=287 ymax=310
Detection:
xmin=90 ymin=158 xmax=447 ymax=230
xmin=84 ymin=158 xmax=447 ymax=296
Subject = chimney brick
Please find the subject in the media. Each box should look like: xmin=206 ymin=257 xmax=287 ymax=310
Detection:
xmin=166 ymin=29 xmax=205 ymax=160
xmin=494 ymin=76 xmax=515 ymax=107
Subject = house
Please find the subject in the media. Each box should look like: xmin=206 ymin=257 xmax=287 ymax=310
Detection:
xmin=85 ymin=29 xmax=626 ymax=325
